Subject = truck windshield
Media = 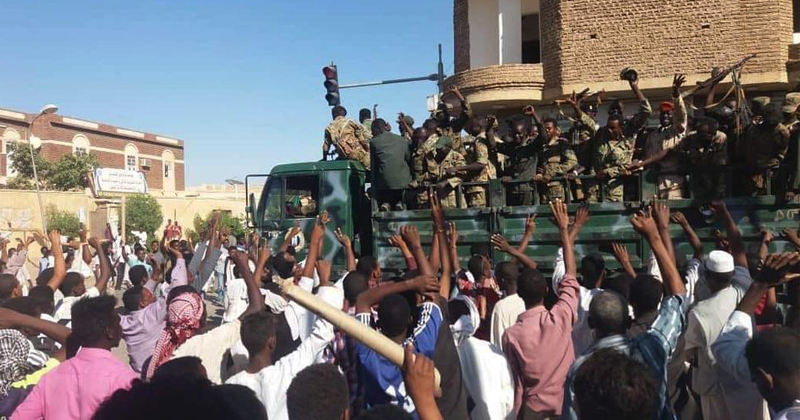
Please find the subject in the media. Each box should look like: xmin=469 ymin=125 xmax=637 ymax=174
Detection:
xmin=285 ymin=175 xmax=319 ymax=219
xmin=260 ymin=177 xmax=283 ymax=226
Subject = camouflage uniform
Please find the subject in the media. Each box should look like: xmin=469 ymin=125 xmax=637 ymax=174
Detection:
xmin=540 ymin=138 xmax=578 ymax=202
xmin=463 ymin=134 xmax=496 ymax=207
xmin=675 ymin=131 xmax=728 ymax=199
xmin=361 ymin=118 xmax=373 ymax=141
xmin=425 ymin=149 xmax=467 ymax=209
xmin=323 ymin=116 xmax=370 ymax=169
xmin=410 ymin=134 xmax=440 ymax=208
xmin=589 ymin=100 xmax=652 ymax=202
xmin=644 ymin=95 xmax=687 ymax=199
xmin=567 ymin=110 xmax=598 ymax=201
xmin=737 ymin=122 xmax=791 ymax=195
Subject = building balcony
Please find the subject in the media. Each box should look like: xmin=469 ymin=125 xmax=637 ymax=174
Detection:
xmin=442 ymin=63 xmax=544 ymax=115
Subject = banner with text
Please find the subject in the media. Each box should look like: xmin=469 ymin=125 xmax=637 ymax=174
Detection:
xmin=94 ymin=168 xmax=148 ymax=194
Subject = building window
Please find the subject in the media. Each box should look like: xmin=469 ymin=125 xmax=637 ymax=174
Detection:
xmin=124 ymin=144 xmax=138 ymax=171
xmin=72 ymin=134 xmax=90 ymax=155
xmin=3 ymin=129 xmax=21 ymax=178
xmin=521 ymin=14 xmax=541 ymax=64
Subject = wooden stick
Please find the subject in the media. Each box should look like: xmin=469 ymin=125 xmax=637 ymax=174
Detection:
xmin=276 ymin=279 xmax=442 ymax=393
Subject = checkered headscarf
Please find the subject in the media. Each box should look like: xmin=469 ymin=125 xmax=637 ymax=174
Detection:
xmin=0 ymin=329 xmax=32 ymax=396
xmin=145 ymin=292 xmax=204 ymax=380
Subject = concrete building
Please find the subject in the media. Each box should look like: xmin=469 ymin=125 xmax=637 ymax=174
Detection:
xmin=0 ymin=107 xmax=185 ymax=191
xmin=445 ymin=0 xmax=800 ymax=116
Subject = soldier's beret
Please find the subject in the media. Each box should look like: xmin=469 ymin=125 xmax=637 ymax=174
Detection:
xmin=434 ymin=136 xmax=453 ymax=149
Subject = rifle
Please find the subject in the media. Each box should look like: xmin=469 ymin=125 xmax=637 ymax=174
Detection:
xmin=683 ymin=54 xmax=756 ymax=96
xmin=372 ymin=104 xmax=378 ymax=119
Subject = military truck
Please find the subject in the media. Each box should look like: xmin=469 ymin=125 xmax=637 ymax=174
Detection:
xmin=246 ymin=160 xmax=800 ymax=277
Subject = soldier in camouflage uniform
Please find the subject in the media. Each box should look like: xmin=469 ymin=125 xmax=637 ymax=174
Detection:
xmin=457 ymin=117 xmax=497 ymax=207
xmin=426 ymin=136 xmax=467 ymax=209
xmin=589 ymin=79 xmax=651 ymax=202
xmin=492 ymin=107 xmax=546 ymax=206
xmin=539 ymin=118 xmax=578 ymax=203
xmin=323 ymin=105 xmax=370 ymax=169
xmin=409 ymin=126 xmax=435 ymax=208
xmin=432 ymin=86 xmax=472 ymax=157
xmin=564 ymin=93 xmax=599 ymax=201
xmin=737 ymin=103 xmax=791 ymax=196
xmin=359 ymin=108 xmax=373 ymax=141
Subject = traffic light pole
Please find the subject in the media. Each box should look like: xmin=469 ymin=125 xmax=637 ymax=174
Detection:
xmin=327 ymin=44 xmax=446 ymax=101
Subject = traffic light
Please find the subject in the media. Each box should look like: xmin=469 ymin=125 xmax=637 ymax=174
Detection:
xmin=323 ymin=65 xmax=340 ymax=106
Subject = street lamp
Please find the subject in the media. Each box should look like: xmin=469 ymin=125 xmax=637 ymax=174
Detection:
xmin=28 ymin=104 xmax=58 ymax=233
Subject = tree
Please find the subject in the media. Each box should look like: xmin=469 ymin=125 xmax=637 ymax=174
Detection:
xmin=5 ymin=142 xmax=53 ymax=187
xmin=49 ymin=152 xmax=97 ymax=191
xmin=5 ymin=142 xmax=97 ymax=191
xmin=125 ymin=194 xmax=163 ymax=242
xmin=46 ymin=206 xmax=81 ymax=239
xmin=193 ymin=211 xmax=246 ymax=240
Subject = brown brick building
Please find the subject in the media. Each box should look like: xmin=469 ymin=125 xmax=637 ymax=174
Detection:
xmin=0 ymin=107 xmax=185 ymax=191
xmin=445 ymin=0 xmax=800 ymax=115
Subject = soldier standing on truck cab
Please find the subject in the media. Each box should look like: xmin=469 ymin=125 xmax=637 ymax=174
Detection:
xmin=589 ymin=77 xmax=652 ymax=202
xmin=490 ymin=106 xmax=546 ymax=206
xmin=322 ymin=105 xmax=371 ymax=170
xmin=454 ymin=116 xmax=497 ymax=208
xmin=538 ymin=117 xmax=578 ymax=203
xmin=737 ymin=103 xmax=791 ymax=196
xmin=426 ymin=136 xmax=467 ymax=209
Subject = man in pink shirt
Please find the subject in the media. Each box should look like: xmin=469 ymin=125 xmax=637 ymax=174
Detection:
xmin=502 ymin=200 xmax=580 ymax=419
xmin=12 ymin=295 xmax=137 ymax=420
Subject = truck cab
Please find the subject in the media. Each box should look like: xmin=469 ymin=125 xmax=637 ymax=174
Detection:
xmin=246 ymin=160 xmax=370 ymax=272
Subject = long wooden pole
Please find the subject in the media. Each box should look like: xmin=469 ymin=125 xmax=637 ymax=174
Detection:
xmin=276 ymin=279 xmax=442 ymax=392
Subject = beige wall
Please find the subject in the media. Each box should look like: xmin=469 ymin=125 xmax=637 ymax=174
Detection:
xmin=0 ymin=189 xmax=244 ymax=278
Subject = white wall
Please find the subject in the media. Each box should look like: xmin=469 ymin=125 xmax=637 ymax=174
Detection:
xmin=469 ymin=0 xmax=500 ymax=68
xmin=498 ymin=0 xmax=522 ymax=64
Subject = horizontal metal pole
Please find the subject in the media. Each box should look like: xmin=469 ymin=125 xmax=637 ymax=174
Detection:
xmin=340 ymin=74 xmax=439 ymax=89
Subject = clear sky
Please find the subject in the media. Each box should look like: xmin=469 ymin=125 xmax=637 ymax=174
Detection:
xmin=1 ymin=1 xmax=454 ymax=186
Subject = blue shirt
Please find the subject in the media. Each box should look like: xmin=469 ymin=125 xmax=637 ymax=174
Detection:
xmin=561 ymin=294 xmax=686 ymax=420
xmin=356 ymin=302 xmax=442 ymax=417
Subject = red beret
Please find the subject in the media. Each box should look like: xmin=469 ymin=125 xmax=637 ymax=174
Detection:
xmin=659 ymin=101 xmax=674 ymax=112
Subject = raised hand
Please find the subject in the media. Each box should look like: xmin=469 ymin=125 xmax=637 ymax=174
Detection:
xmin=550 ymin=199 xmax=569 ymax=231
xmin=449 ymin=223 xmax=459 ymax=245
xmin=229 ymin=250 xmax=250 ymax=270
xmin=522 ymin=105 xmax=536 ymax=116
xmin=429 ymin=192 xmax=446 ymax=230
xmin=79 ymin=227 xmax=87 ymax=243
xmin=400 ymin=225 xmax=421 ymax=247
xmin=710 ymin=199 xmax=729 ymax=217
xmin=612 ymin=242 xmax=630 ymax=264
xmin=630 ymin=206 xmax=658 ymax=236
xmin=402 ymin=343 xmax=440 ymax=410
xmin=87 ymin=236 xmax=101 ymax=250
xmin=761 ymin=228 xmax=774 ymax=245
xmin=670 ymin=211 xmax=688 ymax=226
xmin=410 ymin=274 xmax=441 ymax=295
xmin=758 ymin=253 xmax=800 ymax=286
xmin=389 ymin=235 xmax=407 ymax=249
xmin=524 ymin=214 xmax=536 ymax=236
xmin=491 ymin=234 xmax=513 ymax=253
xmin=334 ymin=227 xmax=351 ymax=249
xmin=784 ymin=228 xmax=800 ymax=244
xmin=48 ymin=230 xmax=61 ymax=248
xmin=573 ymin=204 xmax=590 ymax=229
xmin=652 ymin=199 xmax=670 ymax=231
xmin=672 ymin=73 xmax=686 ymax=97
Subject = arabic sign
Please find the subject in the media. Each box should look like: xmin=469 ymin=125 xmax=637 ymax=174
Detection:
xmin=94 ymin=168 xmax=148 ymax=194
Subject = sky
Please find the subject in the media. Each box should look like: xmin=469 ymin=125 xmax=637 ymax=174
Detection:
xmin=0 ymin=1 xmax=454 ymax=186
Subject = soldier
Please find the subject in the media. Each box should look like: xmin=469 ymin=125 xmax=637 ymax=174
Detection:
xmin=396 ymin=113 xmax=415 ymax=140
xmin=359 ymin=108 xmax=373 ymax=141
xmin=433 ymin=86 xmax=472 ymax=156
xmin=491 ymin=106 xmax=546 ymax=206
xmin=426 ymin=136 xmax=467 ymax=209
xmin=323 ymin=105 xmax=371 ymax=169
xmin=408 ymin=126 xmax=433 ymax=208
xmin=565 ymin=92 xmax=599 ymax=201
xmin=453 ymin=116 xmax=497 ymax=207
xmin=779 ymin=93 xmax=800 ymax=202
xmin=634 ymin=74 xmax=688 ymax=199
xmin=589 ymin=78 xmax=652 ymax=202
xmin=737 ymin=103 xmax=791 ymax=196
xmin=633 ymin=116 xmax=728 ymax=199
xmin=370 ymin=118 xmax=412 ymax=211
xmin=538 ymin=117 xmax=578 ymax=203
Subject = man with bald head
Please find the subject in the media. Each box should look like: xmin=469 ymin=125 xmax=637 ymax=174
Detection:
xmin=562 ymin=205 xmax=687 ymax=420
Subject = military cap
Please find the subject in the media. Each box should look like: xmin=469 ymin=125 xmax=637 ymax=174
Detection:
xmin=433 ymin=136 xmax=453 ymax=149
xmin=752 ymin=96 xmax=771 ymax=111
xmin=398 ymin=115 xmax=415 ymax=126
xmin=783 ymin=92 xmax=800 ymax=114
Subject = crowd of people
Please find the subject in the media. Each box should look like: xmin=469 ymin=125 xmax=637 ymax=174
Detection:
xmin=1 ymin=196 xmax=800 ymax=420
xmin=324 ymin=72 xmax=800 ymax=210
